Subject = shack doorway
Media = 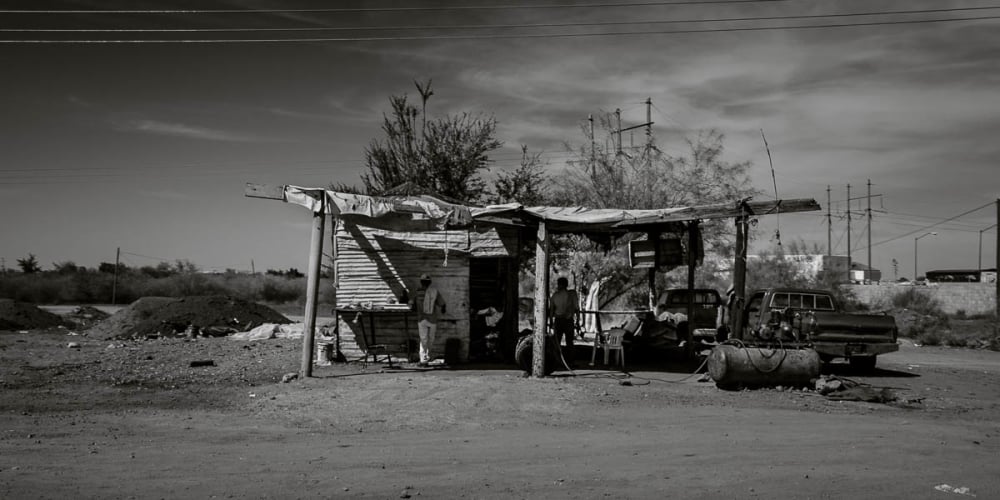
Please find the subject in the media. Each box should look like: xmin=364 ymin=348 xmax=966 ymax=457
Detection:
xmin=469 ymin=257 xmax=516 ymax=362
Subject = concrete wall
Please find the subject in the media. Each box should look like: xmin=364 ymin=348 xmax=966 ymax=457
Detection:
xmin=845 ymin=283 xmax=997 ymax=315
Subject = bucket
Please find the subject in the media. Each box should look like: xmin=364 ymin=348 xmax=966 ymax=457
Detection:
xmin=708 ymin=344 xmax=820 ymax=389
xmin=315 ymin=341 xmax=334 ymax=366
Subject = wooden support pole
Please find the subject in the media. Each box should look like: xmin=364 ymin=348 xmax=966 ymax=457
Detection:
xmin=648 ymin=231 xmax=660 ymax=309
xmin=731 ymin=214 xmax=749 ymax=340
xmin=532 ymin=221 xmax=550 ymax=377
xmin=686 ymin=221 xmax=698 ymax=358
xmin=301 ymin=195 xmax=326 ymax=378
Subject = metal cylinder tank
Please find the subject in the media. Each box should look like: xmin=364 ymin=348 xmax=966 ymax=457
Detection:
xmin=708 ymin=344 xmax=821 ymax=388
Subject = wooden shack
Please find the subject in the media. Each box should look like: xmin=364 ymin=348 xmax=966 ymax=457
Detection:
xmin=333 ymin=221 xmax=521 ymax=363
xmin=247 ymin=183 xmax=821 ymax=377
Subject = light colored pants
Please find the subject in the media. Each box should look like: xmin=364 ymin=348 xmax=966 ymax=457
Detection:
xmin=418 ymin=319 xmax=437 ymax=363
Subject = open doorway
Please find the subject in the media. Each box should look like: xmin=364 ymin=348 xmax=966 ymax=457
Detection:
xmin=469 ymin=257 xmax=516 ymax=362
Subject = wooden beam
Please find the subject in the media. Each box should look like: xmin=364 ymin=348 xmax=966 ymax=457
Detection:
xmin=300 ymin=197 xmax=326 ymax=378
xmin=731 ymin=214 xmax=749 ymax=339
xmin=615 ymin=198 xmax=821 ymax=226
xmin=685 ymin=221 xmax=698 ymax=358
xmin=245 ymin=182 xmax=286 ymax=200
xmin=532 ymin=221 xmax=550 ymax=377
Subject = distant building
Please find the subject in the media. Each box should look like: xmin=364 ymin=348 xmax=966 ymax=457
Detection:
xmin=926 ymin=268 xmax=997 ymax=283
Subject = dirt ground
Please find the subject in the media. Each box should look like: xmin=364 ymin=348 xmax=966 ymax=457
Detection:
xmin=2 ymin=323 xmax=999 ymax=499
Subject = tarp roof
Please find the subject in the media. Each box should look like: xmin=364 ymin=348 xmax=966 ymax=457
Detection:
xmin=274 ymin=185 xmax=820 ymax=233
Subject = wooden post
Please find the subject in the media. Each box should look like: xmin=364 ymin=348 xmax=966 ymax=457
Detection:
xmin=995 ymin=198 xmax=999 ymax=326
xmin=731 ymin=213 xmax=749 ymax=339
xmin=301 ymin=194 xmax=326 ymax=378
xmin=648 ymin=231 xmax=660 ymax=309
xmin=686 ymin=221 xmax=698 ymax=358
xmin=532 ymin=221 xmax=550 ymax=377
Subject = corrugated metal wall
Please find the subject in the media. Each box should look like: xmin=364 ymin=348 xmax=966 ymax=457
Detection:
xmin=333 ymin=221 xmax=522 ymax=363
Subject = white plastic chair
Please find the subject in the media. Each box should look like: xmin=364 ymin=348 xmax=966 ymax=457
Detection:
xmin=604 ymin=328 xmax=626 ymax=369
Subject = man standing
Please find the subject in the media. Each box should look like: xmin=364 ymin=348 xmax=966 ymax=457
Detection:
xmin=411 ymin=274 xmax=446 ymax=367
xmin=549 ymin=277 xmax=579 ymax=367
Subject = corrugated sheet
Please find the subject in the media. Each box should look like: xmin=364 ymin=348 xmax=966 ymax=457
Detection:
xmin=333 ymin=222 xmax=476 ymax=361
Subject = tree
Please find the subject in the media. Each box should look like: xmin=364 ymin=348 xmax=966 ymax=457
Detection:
xmin=172 ymin=259 xmax=199 ymax=274
xmin=53 ymin=261 xmax=79 ymax=274
xmin=487 ymin=145 xmax=549 ymax=206
xmin=17 ymin=254 xmax=42 ymax=273
xmin=361 ymin=82 xmax=502 ymax=204
xmin=99 ymin=262 xmax=128 ymax=274
xmin=546 ymin=116 xmax=760 ymax=309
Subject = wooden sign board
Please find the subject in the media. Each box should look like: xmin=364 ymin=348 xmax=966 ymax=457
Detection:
xmin=628 ymin=238 xmax=683 ymax=269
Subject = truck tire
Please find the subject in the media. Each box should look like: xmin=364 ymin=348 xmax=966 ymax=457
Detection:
xmin=514 ymin=334 xmax=557 ymax=376
xmin=849 ymin=355 xmax=877 ymax=372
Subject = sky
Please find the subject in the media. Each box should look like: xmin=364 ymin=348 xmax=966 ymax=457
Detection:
xmin=1 ymin=0 xmax=998 ymax=280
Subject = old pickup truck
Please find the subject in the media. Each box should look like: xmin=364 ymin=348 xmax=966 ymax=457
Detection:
xmin=738 ymin=288 xmax=898 ymax=370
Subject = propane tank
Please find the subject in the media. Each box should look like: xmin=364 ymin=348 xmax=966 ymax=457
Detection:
xmin=708 ymin=344 xmax=821 ymax=389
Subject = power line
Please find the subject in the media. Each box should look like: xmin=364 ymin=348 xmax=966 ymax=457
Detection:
xmin=4 ymin=15 xmax=999 ymax=43
xmin=8 ymin=6 xmax=998 ymax=34
xmin=0 ymin=0 xmax=788 ymax=15
xmin=870 ymin=201 xmax=996 ymax=248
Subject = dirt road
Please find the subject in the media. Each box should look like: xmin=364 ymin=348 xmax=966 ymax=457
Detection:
xmin=1 ymin=329 xmax=998 ymax=499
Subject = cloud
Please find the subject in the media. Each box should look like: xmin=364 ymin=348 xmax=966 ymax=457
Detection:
xmin=118 ymin=119 xmax=260 ymax=142
xmin=138 ymin=189 xmax=191 ymax=201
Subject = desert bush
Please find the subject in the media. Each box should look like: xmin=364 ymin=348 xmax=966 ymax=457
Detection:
xmin=908 ymin=314 xmax=951 ymax=344
xmin=890 ymin=287 xmax=943 ymax=315
xmin=0 ymin=270 xmax=309 ymax=305
xmin=260 ymin=277 xmax=303 ymax=303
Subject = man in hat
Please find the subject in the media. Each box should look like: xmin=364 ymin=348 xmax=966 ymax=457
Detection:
xmin=411 ymin=273 xmax=446 ymax=367
xmin=716 ymin=285 xmax=736 ymax=342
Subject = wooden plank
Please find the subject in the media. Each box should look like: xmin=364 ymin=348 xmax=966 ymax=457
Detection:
xmin=614 ymin=198 xmax=821 ymax=227
xmin=244 ymin=182 xmax=286 ymax=200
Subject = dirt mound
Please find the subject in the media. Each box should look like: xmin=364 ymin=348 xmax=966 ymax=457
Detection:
xmin=0 ymin=299 xmax=65 ymax=330
xmin=64 ymin=306 xmax=112 ymax=330
xmin=88 ymin=296 xmax=291 ymax=340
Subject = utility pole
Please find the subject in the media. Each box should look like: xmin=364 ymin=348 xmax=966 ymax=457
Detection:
xmin=826 ymin=186 xmax=832 ymax=256
xmin=112 ymin=247 xmax=120 ymax=305
xmin=645 ymin=97 xmax=652 ymax=154
xmin=589 ymin=114 xmax=595 ymax=178
xmin=867 ymin=179 xmax=872 ymax=282
xmin=846 ymin=184 xmax=852 ymax=281
xmin=615 ymin=108 xmax=622 ymax=156
xmin=251 ymin=259 xmax=255 ymax=275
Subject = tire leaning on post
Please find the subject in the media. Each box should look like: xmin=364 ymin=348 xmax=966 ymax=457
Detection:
xmin=515 ymin=333 xmax=558 ymax=376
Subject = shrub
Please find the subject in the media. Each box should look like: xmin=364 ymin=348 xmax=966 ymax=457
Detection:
xmin=260 ymin=278 xmax=302 ymax=304
xmin=890 ymin=287 xmax=944 ymax=315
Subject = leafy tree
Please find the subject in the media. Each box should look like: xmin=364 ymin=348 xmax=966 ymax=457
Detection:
xmin=17 ymin=254 xmax=42 ymax=273
xmin=546 ymin=115 xmax=760 ymax=309
xmin=53 ymin=260 xmax=79 ymax=274
xmin=488 ymin=145 xmax=550 ymax=206
xmin=172 ymin=259 xmax=199 ymax=274
xmin=361 ymin=82 xmax=502 ymax=204
xmin=99 ymin=262 xmax=128 ymax=274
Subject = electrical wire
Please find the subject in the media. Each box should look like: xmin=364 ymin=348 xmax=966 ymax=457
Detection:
xmin=4 ymin=15 xmax=999 ymax=43
xmin=870 ymin=201 xmax=996 ymax=248
xmin=1 ymin=0 xmax=788 ymax=15
xmin=8 ymin=6 xmax=998 ymax=34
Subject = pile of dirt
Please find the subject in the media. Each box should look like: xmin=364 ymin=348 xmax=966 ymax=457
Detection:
xmin=0 ymin=299 xmax=65 ymax=330
xmin=64 ymin=305 xmax=112 ymax=329
xmin=87 ymin=296 xmax=291 ymax=340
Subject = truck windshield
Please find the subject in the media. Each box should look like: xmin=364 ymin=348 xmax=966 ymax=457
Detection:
xmin=771 ymin=293 xmax=835 ymax=311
